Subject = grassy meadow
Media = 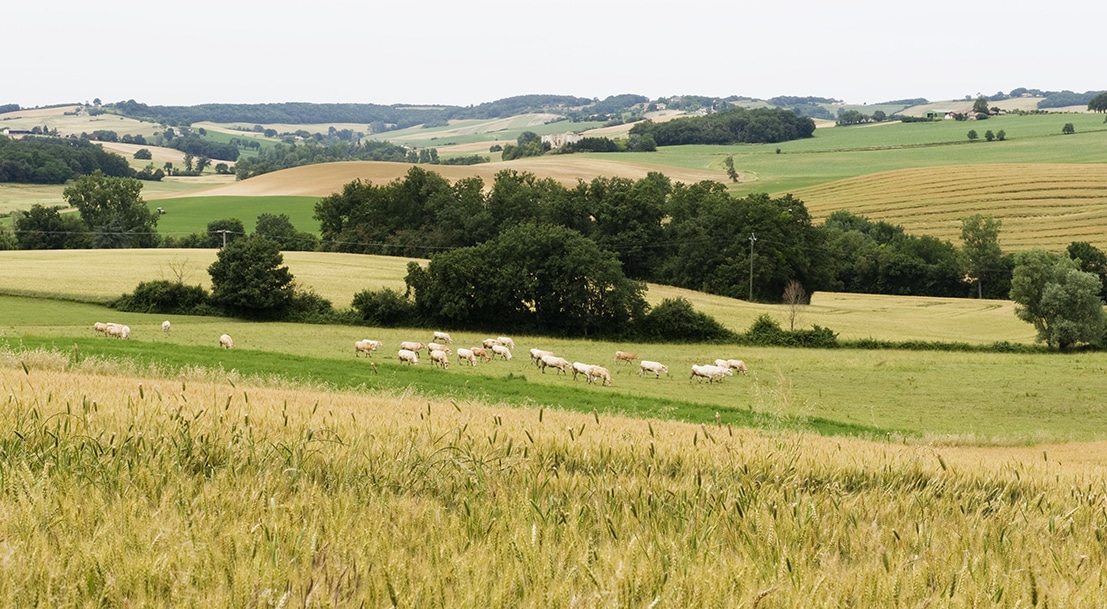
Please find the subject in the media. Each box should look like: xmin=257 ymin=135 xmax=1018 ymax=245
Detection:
xmin=149 ymin=195 xmax=322 ymax=238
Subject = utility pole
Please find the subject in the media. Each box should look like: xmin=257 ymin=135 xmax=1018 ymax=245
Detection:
xmin=748 ymin=233 xmax=757 ymax=301
xmin=215 ymin=229 xmax=232 ymax=248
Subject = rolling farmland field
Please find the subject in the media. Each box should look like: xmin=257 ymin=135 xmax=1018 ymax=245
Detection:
xmin=4 ymin=100 xmax=1107 ymax=605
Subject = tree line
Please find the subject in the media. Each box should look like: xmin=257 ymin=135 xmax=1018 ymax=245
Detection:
xmin=628 ymin=107 xmax=816 ymax=146
xmin=10 ymin=167 xmax=1107 ymax=348
xmin=0 ymin=136 xmax=133 ymax=184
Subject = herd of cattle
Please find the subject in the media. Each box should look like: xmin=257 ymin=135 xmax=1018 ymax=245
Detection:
xmin=354 ymin=331 xmax=750 ymax=385
xmin=91 ymin=322 xmax=749 ymax=384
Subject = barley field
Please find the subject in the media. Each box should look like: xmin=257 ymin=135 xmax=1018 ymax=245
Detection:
xmin=2 ymin=358 xmax=1106 ymax=606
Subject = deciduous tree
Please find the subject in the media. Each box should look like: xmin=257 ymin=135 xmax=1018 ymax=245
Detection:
xmin=207 ymin=235 xmax=295 ymax=318
xmin=960 ymin=214 xmax=1002 ymax=299
xmin=1010 ymin=249 xmax=1104 ymax=350
xmin=62 ymin=170 xmax=159 ymax=248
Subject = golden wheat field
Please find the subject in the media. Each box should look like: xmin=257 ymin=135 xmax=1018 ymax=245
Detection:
xmin=151 ymin=158 xmax=724 ymax=200
xmin=792 ymin=164 xmax=1107 ymax=251
xmin=3 ymin=353 xmax=1107 ymax=606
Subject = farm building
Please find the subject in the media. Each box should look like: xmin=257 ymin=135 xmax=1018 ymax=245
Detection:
xmin=541 ymin=133 xmax=583 ymax=149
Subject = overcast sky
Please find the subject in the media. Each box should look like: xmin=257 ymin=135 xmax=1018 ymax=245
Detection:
xmin=6 ymin=0 xmax=1104 ymax=108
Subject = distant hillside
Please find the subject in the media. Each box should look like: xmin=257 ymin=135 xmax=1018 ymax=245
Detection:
xmin=103 ymin=95 xmax=652 ymax=130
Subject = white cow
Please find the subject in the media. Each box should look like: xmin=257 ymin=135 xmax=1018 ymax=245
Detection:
xmin=219 ymin=334 xmax=233 ymax=349
xmin=530 ymin=348 xmax=554 ymax=366
xmin=162 ymin=320 xmax=171 ymax=334
xmin=433 ymin=331 xmax=454 ymax=344
xmin=427 ymin=342 xmax=451 ymax=354
xmin=399 ymin=341 xmax=426 ymax=353
xmin=456 ymin=348 xmax=477 ymax=366
xmin=491 ymin=344 xmax=512 ymax=360
xmin=691 ymin=364 xmax=732 ymax=383
xmin=496 ymin=336 xmax=516 ymax=349
xmin=355 ymin=339 xmax=381 ymax=357
xmin=589 ymin=365 xmax=612 ymax=386
xmin=572 ymin=361 xmax=594 ymax=382
xmin=430 ymin=349 xmax=450 ymax=369
xmin=398 ymin=349 xmax=419 ymax=365
xmin=539 ymin=354 xmax=571 ymax=374
xmin=639 ymin=360 xmax=669 ymax=379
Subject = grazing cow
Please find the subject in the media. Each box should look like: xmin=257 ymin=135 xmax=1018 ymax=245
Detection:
xmin=456 ymin=348 xmax=477 ymax=366
xmin=491 ymin=344 xmax=512 ymax=360
xmin=430 ymin=349 xmax=450 ymax=369
xmin=614 ymin=351 xmax=638 ymax=365
xmin=572 ymin=362 xmax=594 ymax=382
xmin=482 ymin=338 xmax=503 ymax=349
xmin=433 ymin=331 xmax=454 ymax=344
xmin=427 ymin=342 xmax=451 ymax=354
xmin=399 ymin=341 xmax=426 ymax=353
xmin=398 ymin=349 xmax=419 ymax=365
xmin=355 ymin=339 xmax=382 ymax=357
xmin=219 ymin=334 xmax=233 ymax=349
xmin=93 ymin=322 xmax=109 ymax=335
xmin=691 ymin=364 xmax=732 ymax=383
xmin=714 ymin=359 xmax=749 ymax=375
xmin=471 ymin=347 xmax=492 ymax=363
xmin=539 ymin=354 xmax=571 ymax=374
xmin=162 ymin=320 xmax=171 ymax=334
xmin=588 ymin=365 xmax=612 ymax=386
xmin=639 ymin=360 xmax=669 ymax=379
xmin=496 ymin=336 xmax=516 ymax=349
xmin=530 ymin=348 xmax=554 ymax=367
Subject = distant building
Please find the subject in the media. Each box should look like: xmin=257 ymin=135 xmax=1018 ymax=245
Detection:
xmin=541 ymin=133 xmax=583 ymax=149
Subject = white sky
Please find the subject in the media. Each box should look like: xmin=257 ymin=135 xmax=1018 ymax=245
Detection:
xmin=5 ymin=0 xmax=1104 ymax=108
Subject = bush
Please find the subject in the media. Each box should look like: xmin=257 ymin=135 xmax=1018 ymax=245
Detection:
xmin=112 ymin=280 xmax=212 ymax=315
xmin=740 ymin=314 xmax=839 ymax=348
xmin=351 ymin=288 xmax=417 ymax=327
xmin=284 ymin=288 xmax=336 ymax=323
xmin=636 ymin=297 xmax=735 ymax=342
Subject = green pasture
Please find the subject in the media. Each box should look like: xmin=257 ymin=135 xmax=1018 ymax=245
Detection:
xmin=598 ymin=113 xmax=1107 ymax=195
xmin=0 ymin=249 xmax=1034 ymax=343
xmin=147 ymin=195 xmax=321 ymax=238
xmin=3 ymin=293 xmax=1103 ymax=444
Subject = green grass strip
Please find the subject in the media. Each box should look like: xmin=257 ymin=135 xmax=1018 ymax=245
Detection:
xmin=5 ymin=335 xmax=892 ymax=439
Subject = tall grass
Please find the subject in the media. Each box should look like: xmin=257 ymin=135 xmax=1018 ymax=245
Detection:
xmin=2 ymin=362 xmax=1106 ymax=606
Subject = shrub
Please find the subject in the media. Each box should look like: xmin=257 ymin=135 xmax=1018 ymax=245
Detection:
xmin=740 ymin=314 xmax=839 ymax=348
xmin=284 ymin=288 xmax=335 ymax=323
xmin=112 ymin=280 xmax=212 ymax=315
xmin=351 ymin=288 xmax=417 ymax=327
xmin=636 ymin=297 xmax=735 ymax=342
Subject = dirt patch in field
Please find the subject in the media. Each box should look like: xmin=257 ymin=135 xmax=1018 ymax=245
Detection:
xmin=156 ymin=158 xmax=725 ymax=199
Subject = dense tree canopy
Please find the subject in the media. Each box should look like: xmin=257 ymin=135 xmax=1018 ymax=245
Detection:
xmin=960 ymin=214 xmax=1003 ymax=298
xmin=405 ymin=223 xmax=647 ymax=337
xmin=0 ymin=135 xmax=133 ymax=184
xmin=822 ymin=211 xmax=964 ymax=297
xmin=1010 ymin=249 xmax=1105 ymax=350
xmin=629 ymin=107 xmax=815 ymax=146
xmin=207 ymin=236 xmax=295 ymax=318
xmin=63 ymin=171 xmax=159 ymax=248
xmin=1089 ymin=92 xmax=1107 ymax=113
